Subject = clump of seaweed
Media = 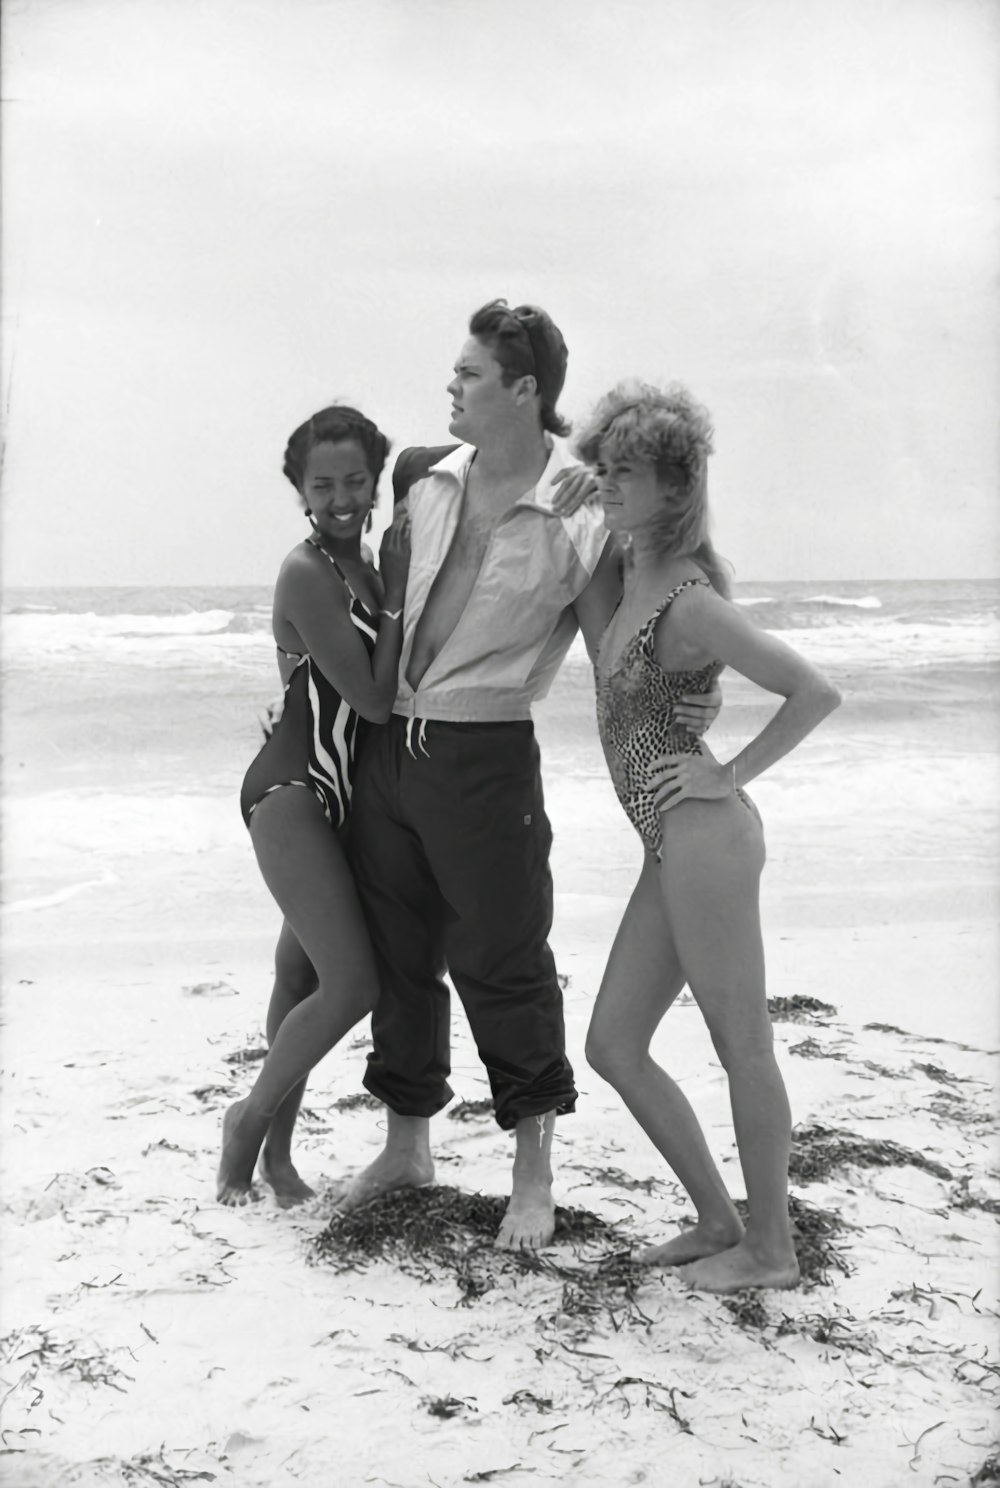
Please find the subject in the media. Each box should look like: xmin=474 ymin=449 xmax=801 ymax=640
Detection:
xmin=774 ymin=1307 xmax=882 ymax=1356
xmin=223 ymin=1045 xmax=267 ymax=1066
xmin=787 ymin=1194 xmax=854 ymax=1288
xmin=504 ymin=1388 xmax=555 ymax=1412
xmin=68 ymin=1454 xmax=216 ymax=1486
xmin=447 ymin=1098 xmax=495 ymax=1121
xmin=310 ymin=1185 xmax=648 ymax=1329
xmin=330 ymin=1091 xmax=382 ymax=1112
xmin=423 ymin=1394 xmax=476 ymax=1418
xmin=864 ymin=1023 xmax=993 ymax=1056
xmin=589 ymin=1376 xmax=693 ymax=1429
xmin=913 ymin=1061 xmax=960 ymax=1085
xmin=570 ymin=1163 xmax=662 ymax=1193
xmin=768 ymin=995 xmax=837 ymax=1023
xmin=191 ymin=1084 xmax=234 ymax=1106
xmin=788 ymin=1037 xmax=846 ymax=1061
xmin=951 ymin=1176 xmax=1000 ymax=1216
xmin=0 ymin=1325 xmax=134 ymax=1394
xmin=788 ymin=1123 xmax=953 ymax=1184
xmin=722 ymin=1293 xmax=770 ymax=1330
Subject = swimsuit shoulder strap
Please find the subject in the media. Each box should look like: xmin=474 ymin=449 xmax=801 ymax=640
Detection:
xmin=637 ymin=577 xmax=711 ymax=650
xmin=305 ymin=536 xmax=358 ymax=603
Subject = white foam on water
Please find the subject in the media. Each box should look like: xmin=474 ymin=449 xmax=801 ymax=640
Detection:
xmin=804 ymin=593 xmax=883 ymax=609
xmin=4 ymin=870 xmax=121 ymax=914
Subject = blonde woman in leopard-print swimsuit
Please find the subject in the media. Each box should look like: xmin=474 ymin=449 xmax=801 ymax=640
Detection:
xmin=575 ymin=382 xmax=841 ymax=1294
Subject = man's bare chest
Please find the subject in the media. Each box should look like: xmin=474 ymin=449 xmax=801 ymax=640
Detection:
xmin=447 ymin=503 xmax=499 ymax=571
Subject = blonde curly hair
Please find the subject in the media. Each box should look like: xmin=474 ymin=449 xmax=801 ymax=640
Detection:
xmin=575 ymin=380 xmax=729 ymax=596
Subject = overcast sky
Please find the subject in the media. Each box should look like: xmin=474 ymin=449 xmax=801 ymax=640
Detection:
xmin=3 ymin=0 xmax=997 ymax=587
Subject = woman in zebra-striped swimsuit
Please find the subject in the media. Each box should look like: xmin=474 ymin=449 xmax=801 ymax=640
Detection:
xmin=218 ymin=406 xmax=410 ymax=1208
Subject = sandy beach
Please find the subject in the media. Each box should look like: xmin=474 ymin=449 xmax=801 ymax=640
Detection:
xmin=2 ymin=586 xmax=998 ymax=1488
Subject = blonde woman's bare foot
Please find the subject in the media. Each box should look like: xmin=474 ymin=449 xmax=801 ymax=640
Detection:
xmin=259 ymin=1150 xmax=316 ymax=1209
xmin=217 ymin=1100 xmax=266 ymax=1206
xmin=679 ymin=1240 xmax=800 ymax=1294
xmin=331 ymin=1148 xmax=435 ymax=1214
xmin=495 ymin=1177 xmax=555 ymax=1251
xmin=637 ymin=1215 xmax=744 ymax=1268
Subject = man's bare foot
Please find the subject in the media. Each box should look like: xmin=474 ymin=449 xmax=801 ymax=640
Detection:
xmin=259 ymin=1149 xmax=316 ymax=1210
xmin=495 ymin=1176 xmax=555 ymax=1251
xmin=679 ymin=1240 xmax=800 ymax=1293
xmin=637 ymin=1215 xmax=744 ymax=1268
xmin=217 ymin=1099 xmax=266 ymax=1206
xmin=331 ymin=1146 xmax=435 ymax=1214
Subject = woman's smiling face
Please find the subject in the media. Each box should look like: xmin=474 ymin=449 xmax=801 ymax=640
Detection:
xmin=301 ymin=439 xmax=376 ymax=540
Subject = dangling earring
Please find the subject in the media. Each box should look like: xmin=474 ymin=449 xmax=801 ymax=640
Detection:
xmin=364 ymin=511 xmax=374 ymax=533
xmin=304 ymin=507 xmax=321 ymax=534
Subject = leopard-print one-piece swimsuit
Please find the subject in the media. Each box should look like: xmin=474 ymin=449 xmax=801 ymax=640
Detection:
xmin=595 ymin=577 xmax=757 ymax=860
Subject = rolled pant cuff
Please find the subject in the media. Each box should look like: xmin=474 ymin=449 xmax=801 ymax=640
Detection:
xmin=494 ymin=1092 xmax=577 ymax=1132
xmin=362 ymin=1062 xmax=455 ymax=1119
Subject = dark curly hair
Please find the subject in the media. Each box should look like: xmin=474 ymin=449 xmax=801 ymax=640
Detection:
xmin=282 ymin=405 xmax=391 ymax=503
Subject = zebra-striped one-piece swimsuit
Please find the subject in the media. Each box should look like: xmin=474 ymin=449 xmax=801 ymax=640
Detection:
xmin=240 ymin=539 xmax=378 ymax=831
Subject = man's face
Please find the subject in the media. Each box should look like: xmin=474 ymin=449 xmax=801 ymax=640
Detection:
xmin=446 ymin=336 xmax=519 ymax=444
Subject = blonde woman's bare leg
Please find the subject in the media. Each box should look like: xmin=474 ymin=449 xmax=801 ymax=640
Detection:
xmin=659 ymin=796 xmax=798 ymax=1292
xmin=586 ymin=855 xmax=744 ymax=1264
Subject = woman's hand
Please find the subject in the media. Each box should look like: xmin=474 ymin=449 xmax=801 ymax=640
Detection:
xmin=378 ymin=500 xmax=411 ymax=609
xmin=673 ymin=683 xmax=722 ymax=736
xmin=648 ymin=752 xmax=734 ymax=813
xmin=551 ymin=465 xmax=599 ymax=516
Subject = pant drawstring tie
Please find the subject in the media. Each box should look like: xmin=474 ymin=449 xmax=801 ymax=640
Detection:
xmin=404 ymin=717 xmax=430 ymax=759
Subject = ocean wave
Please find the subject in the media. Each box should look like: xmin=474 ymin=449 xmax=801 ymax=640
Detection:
xmin=562 ymin=615 xmax=1000 ymax=672
xmin=804 ymin=594 xmax=883 ymax=610
xmin=2 ymin=608 xmax=275 ymax=655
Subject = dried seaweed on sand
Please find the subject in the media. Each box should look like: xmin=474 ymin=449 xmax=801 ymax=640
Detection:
xmin=786 ymin=1194 xmax=854 ymax=1288
xmin=330 ymin=1091 xmax=382 ymax=1112
xmin=789 ymin=1122 xmax=953 ymax=1183
xmin=447 ymin=1098 xmax=495 ymax=1121
xmin=310 ymin=1186 xmax=650 ymax=1329
xmin=767 ymin=994 xmax=837 ymax=1022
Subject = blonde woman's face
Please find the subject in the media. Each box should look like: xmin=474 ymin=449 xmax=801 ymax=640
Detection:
xmin=593 ymin=445 xmax=662 ymax=533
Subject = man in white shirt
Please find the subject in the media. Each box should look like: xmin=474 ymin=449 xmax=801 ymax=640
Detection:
xmin=341 ymin=301 xmax=711 ymax=1250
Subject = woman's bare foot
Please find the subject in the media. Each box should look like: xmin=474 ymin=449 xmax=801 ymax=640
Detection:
xmin=259 ymin=1149 xmax=316 ymax=1209
xmin=637 ymin=1215 xmax=744 ymax=1267
xmin=217 ymin=1099 xmax=267 ymax=1206
xmin=495 ymin=1176 xmax=555 ymax=1251
xmin=679 ymin=1239 xmax=800 ymax=1293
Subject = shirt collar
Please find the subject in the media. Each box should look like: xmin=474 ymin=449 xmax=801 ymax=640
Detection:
xmin=427 ymin=435 xmax=576 ymax=512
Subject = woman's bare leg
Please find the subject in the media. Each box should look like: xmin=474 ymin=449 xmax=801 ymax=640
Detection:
xmin=659 ymin=796 xmax=798 ymax=1292
xmin=217 ymin=788 xmax=378 ymax=1206
xmin=585 ymin=856 xmax=744 ymax=1265
xmin=257 ymin=921 xmax=318 ymax=1206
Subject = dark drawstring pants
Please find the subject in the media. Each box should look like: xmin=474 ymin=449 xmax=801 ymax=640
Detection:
xmin=348 ymin=716 xmax=577 ymax=1131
